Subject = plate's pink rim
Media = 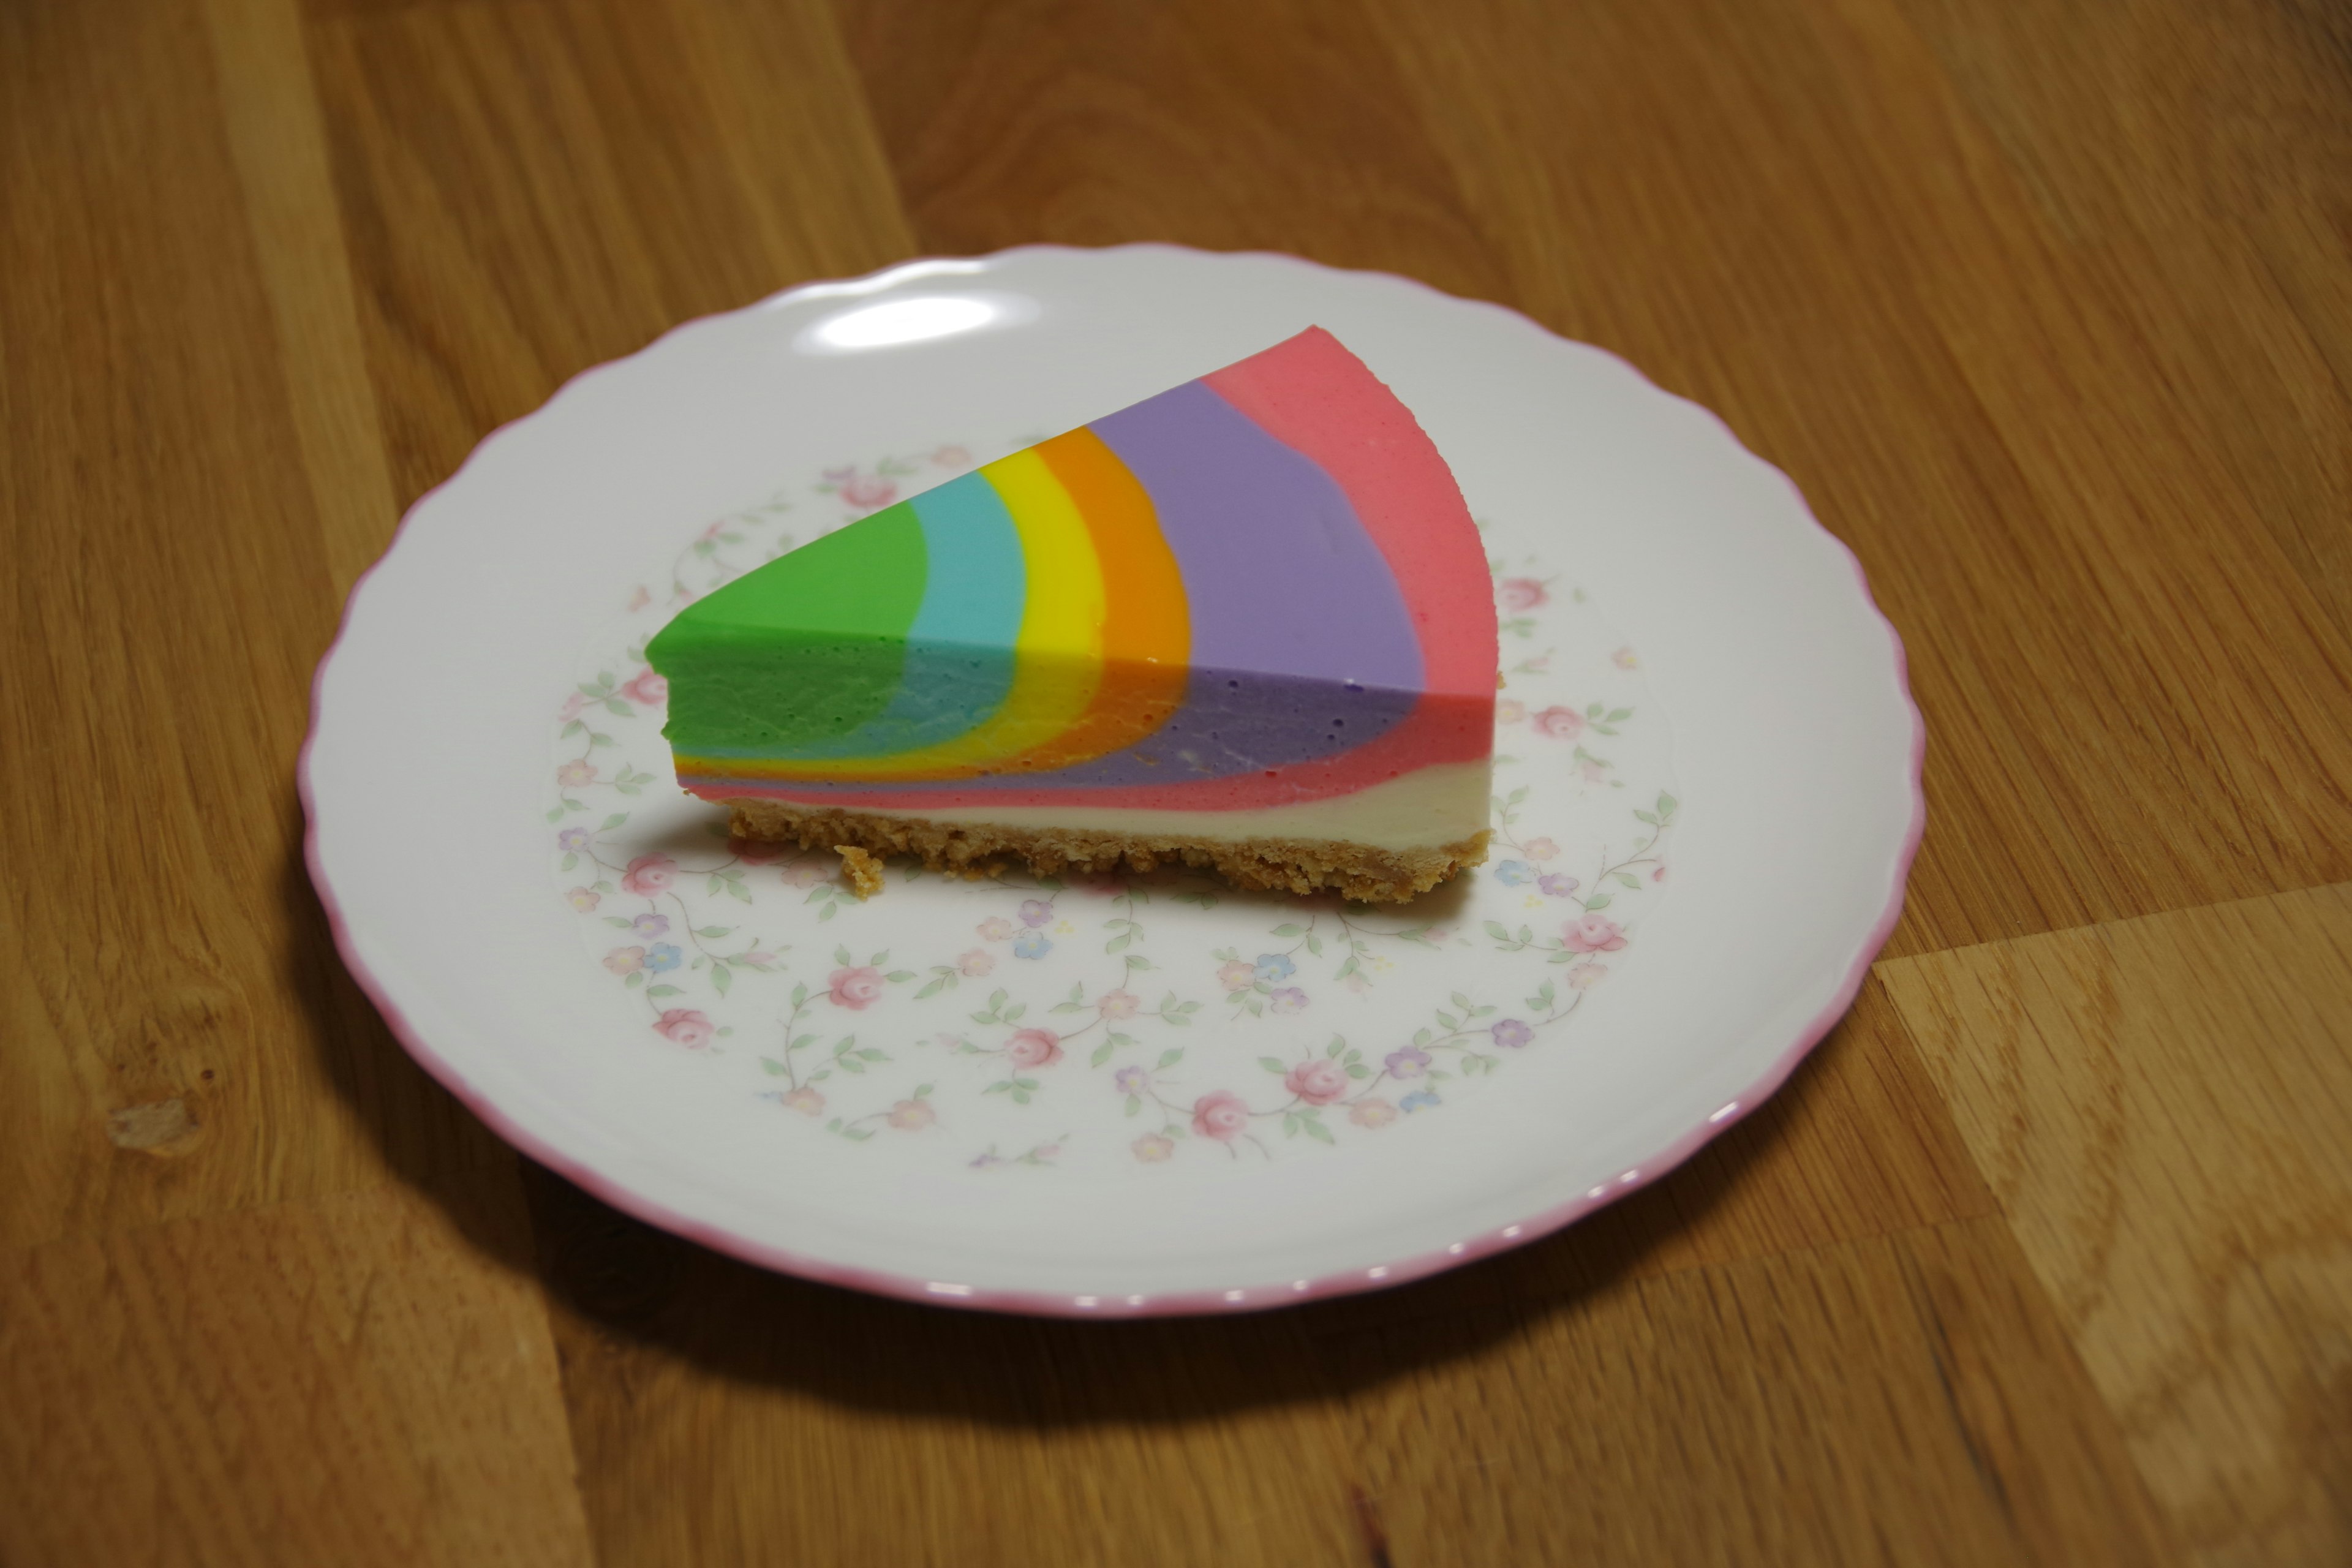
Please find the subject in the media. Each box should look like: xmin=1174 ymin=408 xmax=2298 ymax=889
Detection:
xmin=299 ymin=243 xmax=1927 ymax=1318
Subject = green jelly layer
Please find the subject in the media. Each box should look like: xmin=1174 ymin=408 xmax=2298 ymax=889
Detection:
xmin=648 ymin=502 xmax=927 ymax=751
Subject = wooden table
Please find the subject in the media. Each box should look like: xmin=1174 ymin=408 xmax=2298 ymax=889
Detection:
xmin=6 ymin=0 xmax=2348 ymax=1562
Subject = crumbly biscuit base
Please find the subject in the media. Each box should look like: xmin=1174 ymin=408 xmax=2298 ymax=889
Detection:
xmin=726 ymin=800 xmax=1490 ymax=905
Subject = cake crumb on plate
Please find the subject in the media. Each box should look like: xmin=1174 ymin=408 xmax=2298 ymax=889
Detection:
xmin=835 ymin=845 xmax=886 ymax=899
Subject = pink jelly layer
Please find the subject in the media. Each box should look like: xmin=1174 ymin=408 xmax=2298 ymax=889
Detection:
xmin=1205 ymin=328 xmax=1495 ymax=704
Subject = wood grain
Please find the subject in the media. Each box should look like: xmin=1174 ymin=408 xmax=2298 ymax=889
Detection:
xmin=204 ymin=0 xmax=400 ymax=598
xmin=307 ymin=0 xmax=915 ymax=510
xmin=1319 ymin=1220 xmax=2172 ymax=1567
xmin=1882 ymin=884 xmax=2352 ymax=1567
xmin=1890 ymin=0 xmax=2352 ymax=645
xmin=4 ymin=0 xmax=2349 ymax=1560
xmin=0 ymin=1172 xmax=589 ymax=1567
xmin=529 ymin=1169 xmax=1365 ymax=1567
xmin=837 ymin=0 xmax=1512 ymax=306
xmin=0 ymin=0 xmax=503 ymax=1258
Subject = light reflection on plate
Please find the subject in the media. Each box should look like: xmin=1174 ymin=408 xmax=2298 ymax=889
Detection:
xmin=794 ymin=290 xmax=1042 ymax=353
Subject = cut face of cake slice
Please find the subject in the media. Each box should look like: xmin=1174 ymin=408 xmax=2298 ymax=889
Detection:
xmin=646 ymin=326 xmax=1496 ymax=902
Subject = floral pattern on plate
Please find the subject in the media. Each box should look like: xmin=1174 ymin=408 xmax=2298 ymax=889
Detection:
xmin=548 ymin=445 xmax=1678 ymax=1170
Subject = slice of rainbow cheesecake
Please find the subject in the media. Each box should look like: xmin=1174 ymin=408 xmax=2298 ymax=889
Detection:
xmin=646 ymin=328 xmax=1495 ymax=902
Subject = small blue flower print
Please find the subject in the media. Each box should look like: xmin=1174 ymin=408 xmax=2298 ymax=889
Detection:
xmin=1253 ymin=952 xmax=1295 ymax=984
xmin=643 ymin=943 xmax=682 ymax=973
xmin=1494 ymin=859 xmax=1535 ymax=886
xmin=1013 ymin=929 xmax=1053 ymax=960
xmin=1401 ymin=1089 xmax=1441 ymax=1114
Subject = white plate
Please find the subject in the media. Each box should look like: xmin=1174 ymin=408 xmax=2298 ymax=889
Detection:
xmin=304 ymin=245 xmax=1923 ymax=1316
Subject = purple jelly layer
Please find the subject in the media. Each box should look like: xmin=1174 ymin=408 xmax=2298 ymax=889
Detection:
xmin=757 ymin=381 xmax=1428 ymax=799
xmin=1099 ymin=381 xmax=1424 ymax=691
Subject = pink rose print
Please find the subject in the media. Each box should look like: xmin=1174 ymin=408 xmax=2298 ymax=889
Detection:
xmin=828 ymin=966 xmax=885 ymax=1009
xmin=619 ymin=669 xmax=668 ymax=706
xmin=1017 ymin=899 xmax=1054 ymax=928
xmin=1216 ymin=960 xmax=1257 ymax=992
xmin=958 ymin=949 xmax=995 ymax=978
xmin=1005 ymin=1028 xmax=1063 ymax=1068
xmin=1521 ymin=837 xmax=1558 ymax=861
xmin=1268 ymin=987 xmax=1308 ymax=1014
xmin=780 ymin=1086 xmax=825 ymax=1117
xmin=1349 ymin=1099 xmax=1398 ymax=1128
xmin=603 ymin=946 xmax=646 ymax=976
xmin=1193 ymin=1090 xmax=1252 ymax=1142
xmin=1570 ymin=964 xmax=1610 ymax=990
xmin=625 ymin=585 xmax=652 ymax=612
xmin=557 ymin=691 xmax=588 ymax=722
xmin=978 ymin=916 xmax=1015 ymax=942
xmin=740 ymin=951 xmax=779 ymax=970
xmin=839 ymin=472 xmax=896 ymax=510
xmin=1098 ymin=989 xmax=1140 ymax=1020
xmin=620 ymin=854 xmax=677 ymax=895
xmin=1496 ymin=698 xmax=1525 ymax=725
xmin=780 ymin=858 xmax=832 ymax=888
xmin=556 ymin=759 xmax=598 ymax=787
xmin=1578 ymin=758 xmax=1610 ymax=783
xmin=566 ymin=886 xmax=600 ymax=912
xmin=652 ymin=1009 xmax=714 ymax=1049
xmin=1531 ymin=705 xmax=1586 ymax=740
xmin=886 ymin=1098 xmax=937 ymax=1131
xmin=1562 ymin=914 xmax=1627 ymax=953
xmin=1653 ymin=865 xmax=1668 ymax=882
xmin=730 ymin=835 xmax=787 ymax=865
xmin=1284 ymin=1058 xmax=1348 ymax=1105
xmin=1498 ymin=577 xmax=1548 ymax=611
xmin=1132 ymin=1133 xmax=1175 ymax=1163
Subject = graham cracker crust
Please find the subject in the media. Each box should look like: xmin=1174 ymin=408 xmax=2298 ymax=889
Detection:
xmin=727 ymin=800 xmax=1490 ymax=904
